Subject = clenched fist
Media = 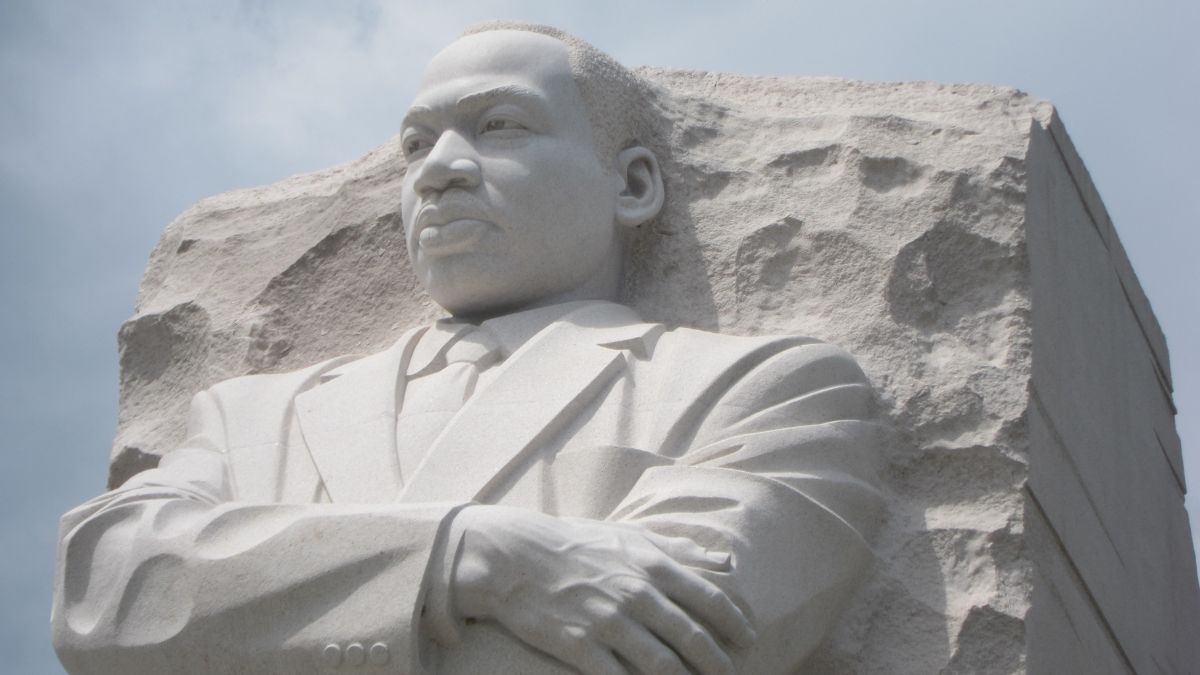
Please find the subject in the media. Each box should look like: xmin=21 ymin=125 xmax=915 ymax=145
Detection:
xmin=450 ymin=506 xmax=755 ymax=675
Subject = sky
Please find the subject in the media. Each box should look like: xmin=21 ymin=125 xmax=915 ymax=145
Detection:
xmin=1 ymin=1 xmax=1196 ymax=672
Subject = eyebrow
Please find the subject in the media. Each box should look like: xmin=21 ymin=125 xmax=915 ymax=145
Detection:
xmin=402 ymin=84 xmax=548 ymax=130
xmin=456 ymin=84 xmax=546 ymax=112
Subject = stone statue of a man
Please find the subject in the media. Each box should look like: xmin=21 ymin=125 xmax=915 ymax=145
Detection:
xmin=52 ymin=22 xmax=884 ymax=675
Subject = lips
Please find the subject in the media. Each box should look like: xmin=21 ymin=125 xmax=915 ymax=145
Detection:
xmin=418 ymin=218 xmax=491 ymax=255
xmin=414 ymin=201 xmax=494 ymax=257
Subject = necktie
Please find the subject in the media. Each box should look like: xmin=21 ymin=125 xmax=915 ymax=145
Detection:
xmin=394 ymin=325 xmax=502 ymax=482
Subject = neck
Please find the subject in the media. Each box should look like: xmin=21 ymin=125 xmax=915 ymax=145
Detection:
xmin=450 ymin=247 xmax=625 ymax=323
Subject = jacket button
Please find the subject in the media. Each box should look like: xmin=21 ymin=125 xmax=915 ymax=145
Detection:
xmin=345 ymin=642 xmax=366 ymax=666
xmin=369 ymin=642 xmax=390 ymax=665
xmin=322 ymin=644 xmax=342 ymax=666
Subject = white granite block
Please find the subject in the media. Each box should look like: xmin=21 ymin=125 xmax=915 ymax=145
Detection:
xmin=1027 ymin=500 xmax=1132 ymax=675
xmin=1026 ymin=119 xmax=1198 ymax=673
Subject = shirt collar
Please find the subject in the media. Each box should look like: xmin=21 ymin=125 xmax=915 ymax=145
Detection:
xmin=438 ymin=299 xmax=619 ymax=359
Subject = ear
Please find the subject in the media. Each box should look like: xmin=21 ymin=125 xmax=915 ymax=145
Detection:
xmin=614 ymin=146 xmax=664 ymax=228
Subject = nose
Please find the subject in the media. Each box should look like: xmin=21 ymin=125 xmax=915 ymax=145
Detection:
xmin=412 ymin=131 xmax=482 ymax=197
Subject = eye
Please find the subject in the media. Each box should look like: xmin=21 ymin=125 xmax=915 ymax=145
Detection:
xmin=480 ymin=117 xmax=527 ymax=135
xmin=402 ymin=133 xmax=434 ymax=158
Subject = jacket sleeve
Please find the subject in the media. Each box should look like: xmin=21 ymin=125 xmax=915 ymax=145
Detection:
xmin=607 ymin=339 xmax=886 ymax=673
xmin=51 ymin=389 xmax=464 ymax=675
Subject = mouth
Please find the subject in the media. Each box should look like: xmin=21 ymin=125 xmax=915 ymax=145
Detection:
xmin=413 ymin=199 xmax=495 ymax=257
xmin=417 ymin=218 xmax=492 ymax=256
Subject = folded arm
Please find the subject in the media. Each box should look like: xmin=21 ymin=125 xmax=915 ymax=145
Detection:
xmin=51 ymin=393 xmax=462 ymax=675
xmin=439 ymin=340 xmax=885 ymax=674
xmin=616 ymin=340 xmax=884 ymax=670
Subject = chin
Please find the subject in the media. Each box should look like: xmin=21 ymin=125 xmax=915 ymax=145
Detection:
xmin=425 ymin=282 xmax=529 ymax=319
xmin=419 ymin=258 xmax=609 ymax=319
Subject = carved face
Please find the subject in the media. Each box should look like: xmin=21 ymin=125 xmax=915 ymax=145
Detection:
xmin=399 ymin=30 xmax=622 ymax=317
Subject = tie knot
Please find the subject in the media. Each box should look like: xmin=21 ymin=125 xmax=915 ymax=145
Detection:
xmin=444 ymin=328 xmax=502 ymax=368
xmin=407 ymin=322 xmax=501 ymax=377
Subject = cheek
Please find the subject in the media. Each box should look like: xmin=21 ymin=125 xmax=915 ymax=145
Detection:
xmin=548 ymin=154 xmax=609 ymax=197
xmin=399 ymin=177 xmax=415 ymax=217
xmin=399 ymin=180 xmax=420 ymax=234
xmin=490 ymin=153 xmax=613 ymax=229
xmin=398 ymin=183 xmax=422 ymax=263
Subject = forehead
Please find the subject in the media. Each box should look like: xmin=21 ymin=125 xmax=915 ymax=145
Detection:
xmin=408 ymin=31 xmax=582 ymax=116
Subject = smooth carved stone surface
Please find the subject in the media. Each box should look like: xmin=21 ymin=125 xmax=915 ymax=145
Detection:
xmin=79 ymin=37 xmax=1198 ymax=675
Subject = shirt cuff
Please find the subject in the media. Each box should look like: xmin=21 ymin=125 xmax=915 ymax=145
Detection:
xmin=424 ymin=506 xmax=472 ymax=648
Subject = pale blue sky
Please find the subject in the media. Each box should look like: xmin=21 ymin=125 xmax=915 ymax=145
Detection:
xmin=2 ymin=1 xmax=1197 ymax=672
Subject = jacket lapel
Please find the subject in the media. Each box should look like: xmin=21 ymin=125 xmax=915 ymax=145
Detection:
xmin=398 ymin=304 xmax=660 ymax=505
xmin=295 ymin=326 xmax=425 ymax=503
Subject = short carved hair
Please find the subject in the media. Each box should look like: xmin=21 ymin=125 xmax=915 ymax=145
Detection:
xmin=460 ymin=21 xmax=655 ymax=165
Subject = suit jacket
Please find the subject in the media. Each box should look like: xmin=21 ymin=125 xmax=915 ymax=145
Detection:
xmin=52 ymin=302 xmax=885 ymax=674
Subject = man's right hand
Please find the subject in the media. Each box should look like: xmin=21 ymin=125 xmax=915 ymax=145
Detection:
xmin=449 ymin=506 xmax=756 ymax=675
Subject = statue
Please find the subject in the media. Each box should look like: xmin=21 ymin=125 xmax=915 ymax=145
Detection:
xmin=52 ymin=22 xmax=884 ymax=674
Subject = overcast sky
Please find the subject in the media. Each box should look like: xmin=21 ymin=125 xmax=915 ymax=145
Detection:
xmin=2 ymin=1 xmax=1197 ymax=672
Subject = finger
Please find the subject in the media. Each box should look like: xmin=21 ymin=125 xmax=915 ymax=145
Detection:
xmin=567 ymin=519 xmax=731 ymax=572
xmin=640 ymin=530 xmax=731 ymax=572
xmin=630 ymin=588 xmax=735 ymax=675
xmin=571 ymin=646 xmax=629 ymax=675
xmin=518 ymin=623 xmax=629 ymax=675
xmin=651 ymin=561 xmax=756 ymax=648
xmin=598 ymin=616 xmax=689 ymax=675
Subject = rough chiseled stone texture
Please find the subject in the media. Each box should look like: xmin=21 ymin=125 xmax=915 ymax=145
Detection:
xmin=112 ymin=71 xmax=1197 ymax=673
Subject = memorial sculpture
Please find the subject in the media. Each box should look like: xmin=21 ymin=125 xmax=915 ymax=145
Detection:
xmin=51 ymin=23 xmax=886 ymax=674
